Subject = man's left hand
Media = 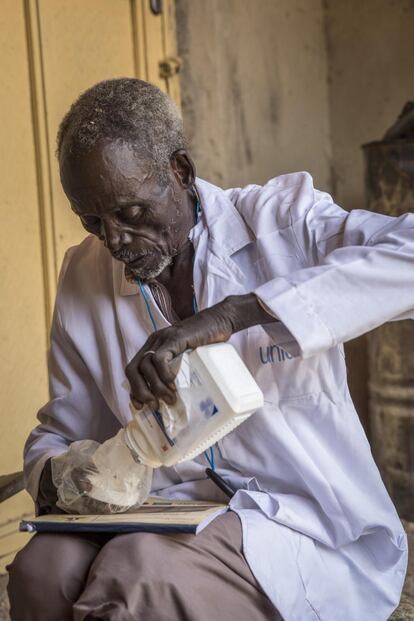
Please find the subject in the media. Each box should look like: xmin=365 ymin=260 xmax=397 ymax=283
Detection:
xmin=125 ymin=293 xmax=274 ymax=410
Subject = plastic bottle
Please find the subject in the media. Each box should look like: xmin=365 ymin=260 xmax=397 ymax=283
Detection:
xmin=124 ymin=342 xmax=264 ymax=467
xmin=87 ymin=343 xmax=263 ymax=508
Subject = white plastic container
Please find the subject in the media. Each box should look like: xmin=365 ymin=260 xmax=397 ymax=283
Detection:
xmin=125 ymin=343 xmax=264 ymax=467
xmin=85 ymin=343 xmax=263 ymax=508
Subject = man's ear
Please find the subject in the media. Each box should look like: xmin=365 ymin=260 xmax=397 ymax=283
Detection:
xmin=170 ymin=150 xmax=196 ymax=188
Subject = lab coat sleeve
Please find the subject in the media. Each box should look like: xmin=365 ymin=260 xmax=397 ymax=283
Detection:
xmin=24 ymin=260 xmax=120 ymax=501
xmin=253 ymin=173 xmax=414 ymax=358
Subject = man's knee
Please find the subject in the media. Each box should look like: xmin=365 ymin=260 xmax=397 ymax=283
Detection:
xmin=73 ymin=533 xmax=189 ymax=620
xmin=7 ymin=533 xmax=101 ymax=621
xmin=7 ymin=539 xmax=56 ymax=620
xmin=7 ymin=540 xmax=47 ymax=600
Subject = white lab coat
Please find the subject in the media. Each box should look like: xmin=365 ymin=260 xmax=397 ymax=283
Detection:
xmin=24 ymin=173 xmax=412 ymax=620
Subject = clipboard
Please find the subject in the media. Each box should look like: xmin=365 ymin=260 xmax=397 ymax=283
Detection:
xmin=20 ymin=497 xmax=228 ymax=535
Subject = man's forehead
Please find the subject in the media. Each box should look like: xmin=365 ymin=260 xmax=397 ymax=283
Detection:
xmin=63 ymin=140 xmax=149 ymax=176
xmin=60 ymin=140 xmax=156 ymax=195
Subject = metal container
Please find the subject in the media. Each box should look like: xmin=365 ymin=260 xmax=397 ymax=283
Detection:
xmin=362 ymin=121 xmax=414 ymax=520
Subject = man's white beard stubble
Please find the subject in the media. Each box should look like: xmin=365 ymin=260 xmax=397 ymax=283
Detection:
xmin=128 ymin=254 xmax=173 ymax=281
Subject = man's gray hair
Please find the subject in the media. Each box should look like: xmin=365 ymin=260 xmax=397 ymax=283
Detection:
xmin=57 ymin=78 xmax=186 ymax=183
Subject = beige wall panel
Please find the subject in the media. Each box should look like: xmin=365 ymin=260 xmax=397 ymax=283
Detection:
xmin=162 ymin=0 xmax=181 ymax=105
xmin=131 ymin=0 xmax=180 ymax=100
xmin=0 ymin=494 xmax=33 ymax=572
xmin=131 ymin=0 xmax=149 ymax=79
xmin=0 ymin=1 xmax=48 ymax=533
xmin=0 ymin=1 xmax=48 ymax=476
xmin=37 ymin=0 xmax=136 ymax=272
xmin=141 ymin=0 xmax=166 ymax=90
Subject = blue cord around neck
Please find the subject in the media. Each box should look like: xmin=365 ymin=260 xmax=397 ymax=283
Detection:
xmin=137 ymin=279 xmax=158 ymax=331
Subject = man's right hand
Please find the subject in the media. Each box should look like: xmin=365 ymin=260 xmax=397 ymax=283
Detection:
xmin=51 ymin=452 xmax=117 ymax=514
xmin=50 ymin=442 xmax=139 ymax=515
xmin=38 ymin=456 xmax=115 ymax=514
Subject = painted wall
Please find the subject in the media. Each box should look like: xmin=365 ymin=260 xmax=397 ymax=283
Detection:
xmin=325 ymin=0 xmax=414 ymax=210
xmin=176 ymin=0 xmax=332 ymax=191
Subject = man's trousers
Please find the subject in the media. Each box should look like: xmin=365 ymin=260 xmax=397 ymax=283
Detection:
xmin=7 ymin=511 xmax=282 ymax=620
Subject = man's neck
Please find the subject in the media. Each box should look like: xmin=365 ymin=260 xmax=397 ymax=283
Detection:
xmin=155 ymin=241 xmax=195 ymax=320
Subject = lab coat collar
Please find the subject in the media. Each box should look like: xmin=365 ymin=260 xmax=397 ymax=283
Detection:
xmin=193 ymin=178 xmax=253 ymax=257
xmin=118 ymin=177 xmax=252 ymax=297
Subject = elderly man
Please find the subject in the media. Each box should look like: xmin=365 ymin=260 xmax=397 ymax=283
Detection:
xmin=7 ymin=78 xmax=412 ymax=620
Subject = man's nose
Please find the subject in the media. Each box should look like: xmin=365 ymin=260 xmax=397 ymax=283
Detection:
xmin=101 ymin=219 xmax=122 ymax=252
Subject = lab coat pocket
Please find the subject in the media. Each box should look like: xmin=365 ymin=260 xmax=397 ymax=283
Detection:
xmin=217 ymin=392 xmax=324 ymax=480
xmin=296 ymin=535 xmax=326 ymax=620
xmin=217 ymin=402 xmax=283 ymax=477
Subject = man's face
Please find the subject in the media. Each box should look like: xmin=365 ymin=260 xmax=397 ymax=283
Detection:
xmin=60 ymin=140 xmax=194 ymax=281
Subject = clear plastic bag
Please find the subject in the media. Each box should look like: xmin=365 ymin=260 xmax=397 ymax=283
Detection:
xmin=51 ymin=429 xmax=153 ymax=514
